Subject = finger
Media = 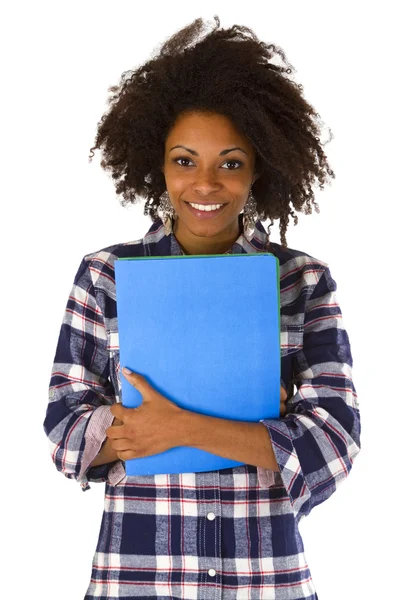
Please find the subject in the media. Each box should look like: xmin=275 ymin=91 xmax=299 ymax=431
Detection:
xmin=106 ymin=424 xmax=126 ymax=439
xmin=121 ymin=368 xmax=144 ymax=389
xmin=280 ymin=386 xmax=288 ymax=402
xmin=110 ymin=402 xmax=125 ymax=420
xmin=117 ymin=449 xmax=136 ymax=461
xmin=110 ymin=438 xmax=133 ymax=451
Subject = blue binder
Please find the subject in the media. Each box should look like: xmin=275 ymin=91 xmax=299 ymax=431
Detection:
xmin=114 ymin=252 xmax=280 ymax=476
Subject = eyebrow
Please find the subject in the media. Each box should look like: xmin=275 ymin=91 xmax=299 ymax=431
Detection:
xmin=169 ymin=145 xmax=248 ymax=157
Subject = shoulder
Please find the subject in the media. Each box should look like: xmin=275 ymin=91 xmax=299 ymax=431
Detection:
xmin=269 ymin=240 xmax=328 ymax=276
xmin=268 ymin=241 xmax=332 ymax=309
xmin=83 ymin=237 xmax=144 ymax=262
xmin=74 ymin=238 xmax=145 ymax=288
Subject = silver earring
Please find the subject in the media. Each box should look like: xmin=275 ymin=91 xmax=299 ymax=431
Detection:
xmin=158 ymin=190 xmax=176 ymax=236
xmin=158 ymin=189 xmax=258 ymax=239
xmin=242 ymin=188 xmax=259 ymax=241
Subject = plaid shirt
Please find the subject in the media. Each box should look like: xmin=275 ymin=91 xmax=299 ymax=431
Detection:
xmin=44 ymin=214 xmax=361 ymax=599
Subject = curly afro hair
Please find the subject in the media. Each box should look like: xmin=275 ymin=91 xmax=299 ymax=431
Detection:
xmin=88 ymin=15 xmax=335 ymax=249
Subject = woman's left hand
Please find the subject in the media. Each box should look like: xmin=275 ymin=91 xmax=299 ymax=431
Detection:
xmin=106 ymin=368 xmax=186 ymax=461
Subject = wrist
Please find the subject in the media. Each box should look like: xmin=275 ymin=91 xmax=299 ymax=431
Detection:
xmin=89 ymin=435 xmax=119 ymax=468
xmin=177 ymin=409 xmax=192 ymax=446
xmin=178 ymin=408 xmax=205 ymax=448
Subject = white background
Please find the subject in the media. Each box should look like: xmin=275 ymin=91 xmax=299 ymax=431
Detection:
xmin=2 ymin=1 xmax=398 ymax=598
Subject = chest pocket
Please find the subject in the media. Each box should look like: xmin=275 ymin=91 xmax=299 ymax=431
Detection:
xmin=280 ymin=324 xmax=304 ymax=357
xmin=107 ymin=330 xmax=122 ymax=401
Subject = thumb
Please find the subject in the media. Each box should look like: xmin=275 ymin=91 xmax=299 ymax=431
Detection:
xmin=121 ymin=367 xmax=146 ymax=389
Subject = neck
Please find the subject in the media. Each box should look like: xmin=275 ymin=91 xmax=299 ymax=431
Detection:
xmin=172 ymin=216 xmax=243 ymax=255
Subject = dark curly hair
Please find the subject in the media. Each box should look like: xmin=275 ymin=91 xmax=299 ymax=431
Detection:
xmin=88 ymin=15 xmax=335 ymax=249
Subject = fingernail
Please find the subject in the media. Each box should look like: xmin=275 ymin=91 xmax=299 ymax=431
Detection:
xmin=122 ymin=367 xmax=132 ymax=374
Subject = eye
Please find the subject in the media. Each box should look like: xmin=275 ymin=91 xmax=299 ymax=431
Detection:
xmin=222 ymin=159 xmax=243 ymax=170
xmin=172 ymin=156 xmax=243 ymax=170
xmin=173 ymin=157 xmax=193 ymax=167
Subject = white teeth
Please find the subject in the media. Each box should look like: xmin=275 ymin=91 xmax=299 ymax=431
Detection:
xmin=189 ymin=203 xmax=224 ymax=211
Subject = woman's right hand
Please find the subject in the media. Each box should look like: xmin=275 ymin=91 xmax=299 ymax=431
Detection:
xmin=280 ymin=386 xmax=288 ymax=417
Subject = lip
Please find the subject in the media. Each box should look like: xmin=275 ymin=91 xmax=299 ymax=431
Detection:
xmin=184 ymin=201 xmax=227 ymax=219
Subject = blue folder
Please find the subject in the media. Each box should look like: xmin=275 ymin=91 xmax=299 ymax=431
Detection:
xmin=114 ymin=252 xmax=280 ymax=476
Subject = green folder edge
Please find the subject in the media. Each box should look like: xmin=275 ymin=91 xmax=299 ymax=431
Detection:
xmin=117 ymin=252 xmax=281 ymax=384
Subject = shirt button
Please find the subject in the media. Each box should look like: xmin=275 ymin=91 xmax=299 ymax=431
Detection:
xmin=206 ymin=512 xmax=216 ymax=520
xmin=208 ymin=568 xmax=216 ymax=577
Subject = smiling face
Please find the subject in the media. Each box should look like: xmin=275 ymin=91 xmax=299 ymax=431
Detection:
xmin=161 ymin=110 xmax=259 ymax=255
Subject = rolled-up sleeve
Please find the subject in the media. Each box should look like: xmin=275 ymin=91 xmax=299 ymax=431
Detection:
xmin=43 ymin=257 xmax=124 ymax=491
xmin=260 ymin=266 xmax=361 ymax=519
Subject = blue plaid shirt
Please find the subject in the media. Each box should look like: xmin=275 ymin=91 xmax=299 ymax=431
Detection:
xmin=44 ymin=214 xmax=361 ymax=599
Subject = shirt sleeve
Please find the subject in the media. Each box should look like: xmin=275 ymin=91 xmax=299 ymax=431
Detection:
xmin=43 ymin=256 xmax=125 ymax=491
xmin=259 ymin=265 xmax=361 ymax=519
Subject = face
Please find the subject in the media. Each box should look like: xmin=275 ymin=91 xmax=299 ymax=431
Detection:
xmin=161 ymin=111 xmax=259 ymax=255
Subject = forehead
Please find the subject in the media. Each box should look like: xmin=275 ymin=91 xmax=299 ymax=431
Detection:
xmin=166 ymin=110 xmax=253 ymax=152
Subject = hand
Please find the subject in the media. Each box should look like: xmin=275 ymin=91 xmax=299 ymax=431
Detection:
xmin=107 ymin=369 xmax=289 ymax=461
xmin=280 ymin=385 xmax=288 ymax=417
xmin=106 ymin=368 xmax=185 ymax=461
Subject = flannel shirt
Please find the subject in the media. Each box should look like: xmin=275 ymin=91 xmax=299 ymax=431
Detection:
xmin=43 ymin=213 xmax=361 ymax=599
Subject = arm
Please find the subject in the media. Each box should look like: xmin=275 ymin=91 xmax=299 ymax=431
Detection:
xmin=259 ymin=266 xmax=361 ymax=519
xmin=89 ymin=417 xmax=122 ymax=467
xmin=43 ymin=256 xmax=122 ymax=491
xmin=179 ymin=386 xmax=288 ymax=470
xmin=180 ymin=411 xmax=280 ymax=470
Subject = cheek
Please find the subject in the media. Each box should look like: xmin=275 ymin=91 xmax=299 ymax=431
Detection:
xmin=163 ymin=167 xmax=187 ymax=188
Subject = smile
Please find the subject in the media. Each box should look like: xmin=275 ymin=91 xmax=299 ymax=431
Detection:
xmin=184 ymin=202 xmax=227 ymax=219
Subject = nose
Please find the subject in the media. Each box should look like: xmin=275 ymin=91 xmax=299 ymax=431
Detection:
xmin=192 ymin=169 xmax=222 ymax=196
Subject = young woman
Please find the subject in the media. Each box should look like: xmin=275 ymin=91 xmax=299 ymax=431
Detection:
xmin=43 ymin=16 xmax=361 ymax=599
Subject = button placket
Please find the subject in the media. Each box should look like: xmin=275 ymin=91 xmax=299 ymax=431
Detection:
xmin=205 ymin=472 xmax=223 ymax=592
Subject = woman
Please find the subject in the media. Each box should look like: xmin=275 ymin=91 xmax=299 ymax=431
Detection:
xmin=43 ymin=16 xmax=361 ymax=599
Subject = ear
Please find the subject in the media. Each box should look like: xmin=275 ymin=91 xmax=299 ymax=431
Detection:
xmin=252 ymin=170 xmax=263 ymax=185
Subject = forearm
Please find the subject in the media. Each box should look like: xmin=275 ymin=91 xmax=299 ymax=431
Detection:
xmin=180 ymin=410 xmax=280 ymax=471
xmin=89 ymin=437 xmax=119 ymax=467
xmin=88 ymin=417 xmax=122 ymax=468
